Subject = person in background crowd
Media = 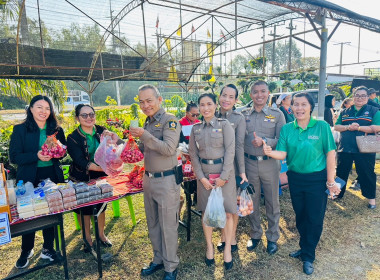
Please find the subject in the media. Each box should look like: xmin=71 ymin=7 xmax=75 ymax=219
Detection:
xmin=9 ymin=95 xmax=66 ymax=268
xmin=179 ymin=101 xmax=200 ymax=143
xmin=277 ymin=93 xmax=295 ymax=123
xmin=130 ymin=84 xmax=181 ymax=280
xmin=367 ymin=88 xmax=380 ymax=108
xmin=340 ymin=98 xmax=353 ymax=110
xmin=242 ymin=81 xmax=285 ymax=255
xmin=67 ymin=104 xmax=114 ymax=250
xmin=216 ymin=84 xmax=248 ymax=254
xmin=324 ymin=94 xmax=336 ymax=127
xmin=269 ymin=95 xmax=278 ymax=108
xmin=189 ymin=93 xmax=236 ymax=270
xmin=263 ymin=92 xmax=340 ymax=275
xmin=334 ymin=86 xmax=380 ymax=209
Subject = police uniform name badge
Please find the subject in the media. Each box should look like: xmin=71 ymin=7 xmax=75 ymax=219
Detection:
xmin=168 ymin=120 xmax=178 ymax=130
xmin=264 ymin=115 xmax=275 ymax=122
xmin=0 ymin=212 xmax=11 ymax=246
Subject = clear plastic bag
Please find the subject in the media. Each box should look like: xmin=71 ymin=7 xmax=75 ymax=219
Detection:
xmin=203 ymin=187 xmax=226 ymax=228
xmin=94 ymin=135 xmax=124 ymax=176
xmin=237 ymin=188 xmax=254 ymax=217
xmin=41 ymin=132 xmax=67 ymax=158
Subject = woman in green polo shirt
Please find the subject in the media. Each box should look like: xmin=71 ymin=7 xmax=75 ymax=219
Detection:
xmin=263 ymin=92 xmax=341 ymax=276
xmin=67 ymin=104 xmax=113 ymax=250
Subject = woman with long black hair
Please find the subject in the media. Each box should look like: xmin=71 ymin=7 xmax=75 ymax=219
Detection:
xmin=9 ymin=95 xmax=66 ymax=269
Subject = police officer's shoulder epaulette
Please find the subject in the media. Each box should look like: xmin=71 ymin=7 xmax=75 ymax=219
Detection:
xmin=268 ymin=107 xmax=282 ymax=113
xmin=232 ymin=110 xmax=243 ymax=116
xmin=217 ymin=118 xmax=227 ymax=121
xmin=193 ymin=122 xmax=202 ymax=126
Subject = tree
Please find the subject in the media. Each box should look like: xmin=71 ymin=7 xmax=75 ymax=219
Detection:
xmin=298 ymin=57 xmax=320 ymax=71
xmin=259 ymin=41 xmax=302 ymax=73
xmin=228 ymin=54 xmax=252 ymax=75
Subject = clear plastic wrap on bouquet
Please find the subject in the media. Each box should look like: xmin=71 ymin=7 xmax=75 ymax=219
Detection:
xmin=94 ymin=135 xmax=124 ymax=176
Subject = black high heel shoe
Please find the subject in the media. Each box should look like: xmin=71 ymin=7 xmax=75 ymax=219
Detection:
xmin=205 ymin=257 xmax=215 ymax=267
xmin=100 ymin=239 xmax=113 ymax=247
xmin=224 ymin=259 xmax=233 ymax=270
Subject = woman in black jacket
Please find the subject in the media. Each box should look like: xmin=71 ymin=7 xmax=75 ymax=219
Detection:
xmin=67 ymin=104 xmax=113 ymax=250
xmin=9 ymin=95 xmax=66 ymax=269
xmin=324 ymin=94 xmax=336 ymax=127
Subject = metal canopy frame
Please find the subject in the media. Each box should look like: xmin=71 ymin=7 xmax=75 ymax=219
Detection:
xmin=1 ymin=0 xmax=380 ymax=92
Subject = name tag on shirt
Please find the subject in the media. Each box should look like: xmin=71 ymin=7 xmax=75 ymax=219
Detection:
xmin=308 ymin=135 xmax=319 ymax=140
xmin=212 ymin=129 xmax=222 ymax=133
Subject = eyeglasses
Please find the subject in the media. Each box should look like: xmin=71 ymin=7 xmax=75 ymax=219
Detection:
xmin=190 ymin=113 xmax=200 ymax=117
xmin=79 ymin=113 xmax=95 ymax=119
xmin=354 ymin=95 xmax=368 ymax=99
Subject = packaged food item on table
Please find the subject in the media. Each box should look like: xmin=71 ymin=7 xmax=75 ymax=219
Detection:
xmin=17 ymin=195 xmax=35 ymax=218
xmin=73 ymin=182 xmax=89 ymax=193
xmin=88 ymin=185 xmax=101 ymax=196
xmin=19 ymin=210 xmax=36 ymax=219
xmin=44 ymin=189 xmax=64 ymax=213
xmin=94 ymin=135 xmax=124 ymax=176
xmin=34 ymin=208 xmax=50 ymax=216
xmin=63 ymin=201 xmax=77 ymax=209
xmin=101 ymin=192 xmax=113 ymax=199
xmin=76 ymin=192 xmax=90 ymax=199
xmin=10 ymin=204 xmax=19 ymax=220
xmin=120 ymin=135 xmax=144 ymax=163
xmin=41 ymin=132 xmax=67 ymax=158
xmin=58 ymin=184 xmax=76 ymax=197
xmin=127 ymin=165 xmax=141 ymax=182
xmin=96 ymin=180 xmax=113 ymax=195
xmin=131 ymin=167 xmax=145 ymax=190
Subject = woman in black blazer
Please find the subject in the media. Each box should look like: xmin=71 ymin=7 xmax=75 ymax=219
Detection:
xmin=67 ymin=104 xmax=114 ymax=250
xmin=9 ymin=95 xmax=66 ymax=269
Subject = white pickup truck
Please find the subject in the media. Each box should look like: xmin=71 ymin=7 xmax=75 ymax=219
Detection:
xmin=64 ymin=90 xmax=90 ymax=111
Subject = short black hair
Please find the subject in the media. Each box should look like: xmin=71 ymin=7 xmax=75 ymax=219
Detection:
xmin=186 ymin=101 xmax=198 ymax=112
xmin=220 ymin=84 xmax=239 ymax=99
xmin=292 ymin=92 xmax=315 ymax=115
xmin=324 ymin=94 xmax=335 ymax=109
xmin=251 ymin=80 xmax=268 ymax=92
xmin=198 ymin=93 xmax=217 ymax=105
xmin=75 ymin=104 xmax=95 ymax=117
xmin=353 ymin=86 xmax=369 ymax=96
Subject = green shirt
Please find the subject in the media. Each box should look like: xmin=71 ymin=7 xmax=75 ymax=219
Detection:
xmin=37 ymin=124 xmax=53 ymax=167
xmin=336 ymin=106 xmax=380 ymax=125
xmin=79 ymin=126 xmax=99 ymax=162
xmin=276 ymin=118 xmax=336 ymax=174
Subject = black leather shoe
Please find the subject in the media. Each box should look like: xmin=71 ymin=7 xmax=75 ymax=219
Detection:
xmin=231 ymin=244 xmax=238 ymax=253
xmin=224 ymin=259 xmax=233 ymax=270
xmin=368 ymin=204 xmax=376 ymax=210
xmin=163 ymin=268 xmax=178 ymax=280
xmin=100 ymin=239 xmax=113 ymax=247
xmin=247 ymin=238 xmax=260 ymax=251
xmin=303 ymin=261 xmax=314 ymax=275
xmin=141 ymin=262 xmax=164 ymax=276
xmin=289 ymin=249 xmax=301 ymax=259
xmin=267 ymin=241 xmax=278 ymax=255
xmin=218 ymin=242 xmax=238 ymax=253
xmin=217 ymin=242 xmax=225 ymax=252
xmin=205 ymin=257 xmax=215 ymax=266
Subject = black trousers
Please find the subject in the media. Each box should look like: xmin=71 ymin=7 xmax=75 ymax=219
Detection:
xmin=287 ymin=169 xmax=327 ymax=263
xmin=21 ymin=166 xmax=58 ymax=252
xmin=336 ymin=152 xmax=376 ymax=199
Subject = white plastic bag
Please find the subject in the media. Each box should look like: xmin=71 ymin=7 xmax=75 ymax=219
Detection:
xmin=203 ymin=187 xmax=226 ymax=228
xmin=94 ymin=135 xmax=124 ymax=176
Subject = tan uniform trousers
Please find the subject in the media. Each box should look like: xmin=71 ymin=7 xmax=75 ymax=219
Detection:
xmin=245 ymin=157 xmax=280 ymax=242
xmin=143 ymin=173 xmax=180 ymax=272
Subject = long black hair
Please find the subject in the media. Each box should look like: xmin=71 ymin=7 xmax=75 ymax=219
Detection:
xmin=24 ymin=95 xmax=58 ymax=132
xmin=325 ymin=94 xmax=335 ymax=109
xmin=75 ymin=104 xmax=95 ymax=117
xmin=186 ymin=101 xmax=198 ymax=112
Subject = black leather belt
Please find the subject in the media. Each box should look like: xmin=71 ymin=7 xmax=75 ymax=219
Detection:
xmin=244 ymin=153 xmax=269 ymax=161
xmin=145 ymin=169 xmax=175 ymax=178
xmin=200 ymin=157 xmax=224 ymax=164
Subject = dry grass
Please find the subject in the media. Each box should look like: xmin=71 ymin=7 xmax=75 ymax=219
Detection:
xmin=0 ymin=162 xmax=379 ymax=280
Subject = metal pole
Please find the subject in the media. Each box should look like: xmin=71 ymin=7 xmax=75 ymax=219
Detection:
xmin=339 ymin=42 xmax=343 ymax=74
xmin=262 ymin=24 xmax=265 ymax=75
xmin=317 ymin=12 xmax=327 ymax=119
xmin=272 ymin=25 xmax=276 ymax=75
xmin=358 ymin=27 xmax=361 ymax=63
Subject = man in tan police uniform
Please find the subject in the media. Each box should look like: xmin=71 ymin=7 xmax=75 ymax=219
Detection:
xmin=130 ymin=84 xmax=181 ymax=280
xmin=242 ymin=81 xmax=285 ymax=255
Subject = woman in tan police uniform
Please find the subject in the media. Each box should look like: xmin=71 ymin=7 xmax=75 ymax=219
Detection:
xmin=216 ymin=84 xmax=247 ymax=254
xmin=189 ymin=93 xmax=236 ymax=270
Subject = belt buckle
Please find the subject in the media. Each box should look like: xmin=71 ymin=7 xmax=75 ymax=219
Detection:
xmin=208 ymin=159 xmax=213 ymax=165
xmin=257 ymin=156 xmax=263 ymax=161
xmin=148 ymin=172 xmax=153 ymax=178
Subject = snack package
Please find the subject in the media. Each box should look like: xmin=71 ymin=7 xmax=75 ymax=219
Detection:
xmin=203 ymin=188 xmax=226 ymax=228
xmin=58 ymin=184 xmax=76 ymax=197
xmin=88 ymin=185 xmax=101 ymax=196
xmin=94 ymin=135 xmax=124 ymax=176
xmin=76 ymin=192 xmax=90 ymax=199
xmin=120 ymin=135 xmax=144 ymax=163
xmin=41 ymin=132 xmax=66 ymax=158
xmin=127 ymin=165 xmax=141 ymax=182
xmin=73 ymin=182 xmax=89 ymax=194
xmin=236 ymin=188 xmax=254 ymax=217
xmin=132 ymin=166 xmax=145 ymax=189
xmin=63 ymin=201 xmax=77 ymax=209
xmin=96 ymin=180 xmax=113 ymax=194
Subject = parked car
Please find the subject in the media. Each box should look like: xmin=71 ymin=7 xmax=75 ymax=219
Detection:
xmin=64 ymin=90 xmax=90 ymax=111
